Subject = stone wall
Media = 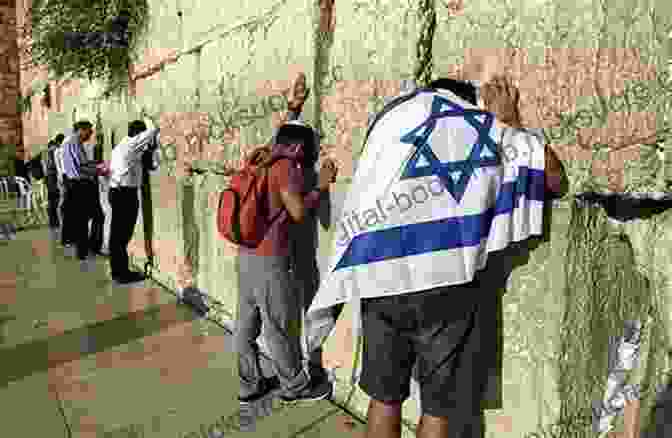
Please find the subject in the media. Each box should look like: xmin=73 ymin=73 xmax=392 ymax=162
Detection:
xmin=0 ymin=0 xmax=21 ymax=175
xmin=15 ymin=0 xmax=75 ymax=160
xmin=14 ymin=0 xmax=672 ymax=436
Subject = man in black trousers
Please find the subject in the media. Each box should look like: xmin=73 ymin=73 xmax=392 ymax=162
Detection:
xmin=45 ymin=135 xmax=64 ymax=233
xmin=61 ymin=120 xmax=101 ymax=271
xmin=108 ymin=119 xmax=160 ymax=284
xmin=83 ymin=141 xmax=106 ymax=255
xmin=58 ymin=132 xmax=75 ymax=248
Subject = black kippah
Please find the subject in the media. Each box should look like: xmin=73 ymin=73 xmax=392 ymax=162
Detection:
xmin=428 ymin=78 xmax=477 ymax=106
xmin=275 ymin=123 xmax=318 ymax=164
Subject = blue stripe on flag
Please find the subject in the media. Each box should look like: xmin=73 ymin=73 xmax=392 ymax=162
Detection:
xmin=334 ymin=167 xmax=545 ymax=271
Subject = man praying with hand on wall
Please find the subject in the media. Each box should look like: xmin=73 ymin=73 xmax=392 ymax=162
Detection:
xmin=61 ymin=120 xmax=100 ymax=270
xmin=306 ymin=73 xmax=566 ymax=438
xmin=107 ymin=119 xmax=160 ymax=285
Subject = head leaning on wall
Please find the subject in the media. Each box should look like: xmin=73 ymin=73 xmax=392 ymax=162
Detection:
xmin=73 ymin=120 xmax=94 ymax=144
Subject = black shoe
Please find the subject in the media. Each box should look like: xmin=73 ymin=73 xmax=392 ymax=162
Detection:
xmin=113 ymin=271 xmax=145 ymax=285
xmin=239 ymin=376 xmax=280 ymax=404
xmin=308 ymin=363 xmax=330 ymax=385
xmin=279 ymin=379 xmax=333 ymax=404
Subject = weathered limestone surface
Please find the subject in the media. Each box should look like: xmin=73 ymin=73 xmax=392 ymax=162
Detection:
xmin=13 ymin=0 xmax=672 ymax=436
xmin=0 ymin=0 xmax=21 ymax=173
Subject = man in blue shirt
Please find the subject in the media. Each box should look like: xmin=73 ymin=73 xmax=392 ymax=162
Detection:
xmin=61 ymin=120 xmax=100 ymax=267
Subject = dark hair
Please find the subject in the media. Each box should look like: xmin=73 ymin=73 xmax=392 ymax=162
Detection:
xmin=128 ymin=120 xmax=147 ymax=138
xmin=428 ymin=78 xmax=477 ymax=105
xmin=275 ymin=124 xmax=318 ymax=165
xmin=54 ymin=133 xmax=65 ymax=144
xmin=73 ymin=120 xmax=93 ymax=131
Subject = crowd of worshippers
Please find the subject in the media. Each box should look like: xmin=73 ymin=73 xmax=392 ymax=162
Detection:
xmin=6 ymin=71 xmax=569 ymax=438
xmin=28 ymin=119 xmax=161 ymax=284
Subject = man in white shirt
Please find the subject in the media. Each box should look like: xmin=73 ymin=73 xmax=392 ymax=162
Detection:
xmin=46 ymin=134 xmax=65 ymax=232
xmin=108 ymin=119 xmax=160 ymax=284
xmin=54 ymin=134 xmax=71 ymax=242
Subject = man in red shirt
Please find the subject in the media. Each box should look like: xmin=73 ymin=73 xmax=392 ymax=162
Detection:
xmin=236 ymin=104 xmax=339 ymax=404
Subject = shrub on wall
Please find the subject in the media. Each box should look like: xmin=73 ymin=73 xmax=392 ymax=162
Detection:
xmin=22 ymin=0 xmax=149 ymax=95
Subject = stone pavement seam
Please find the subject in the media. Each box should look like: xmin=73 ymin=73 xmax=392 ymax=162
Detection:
xmin=53 ymin=388 xmax=74 ymax=438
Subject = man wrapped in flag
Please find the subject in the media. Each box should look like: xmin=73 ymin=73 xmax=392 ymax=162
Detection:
xmin=307 ymin=75 xmax=566 ymax=438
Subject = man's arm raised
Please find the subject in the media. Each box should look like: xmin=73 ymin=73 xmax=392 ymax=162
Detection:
xmin=279 ymin=158 xmax=337 ymax=223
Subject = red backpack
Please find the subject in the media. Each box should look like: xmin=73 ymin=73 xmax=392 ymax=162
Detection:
xmin=217 ymin=146 xmax=298 ymax=248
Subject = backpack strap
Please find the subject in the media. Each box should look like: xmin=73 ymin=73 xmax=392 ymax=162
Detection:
xmin=262 ymin=156 xmax=295 ymax=226
xmin=236 ymin=148 xmax=305 ymax=229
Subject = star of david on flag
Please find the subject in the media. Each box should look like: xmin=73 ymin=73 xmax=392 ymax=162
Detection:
xmin=307 ymin=84 xmax=546 ymax=323
xmin=400 ymin=95 xmax=501 ymax=203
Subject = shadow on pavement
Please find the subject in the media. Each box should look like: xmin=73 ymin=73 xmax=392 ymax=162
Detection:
xmin=0 ymin=301 xmax=199 ymax=387
xmin=643 ymin=371 xmax=672 ymax=438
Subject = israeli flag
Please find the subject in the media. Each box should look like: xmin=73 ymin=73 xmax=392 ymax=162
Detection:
xmin=308 ymin=86 xmax=546 ymax=327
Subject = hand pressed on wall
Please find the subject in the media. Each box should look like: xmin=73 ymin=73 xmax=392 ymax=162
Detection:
xmin=286 ymin=72 xmax=310 ymax=113
xmin=318 ymin=158 xmax=338 ymax=190
xmin=481 ymin=75 xmax=522 ymax=128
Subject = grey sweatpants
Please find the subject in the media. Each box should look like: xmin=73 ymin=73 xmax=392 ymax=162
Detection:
xmin=236 ymin=253 xmax=311 ymax=398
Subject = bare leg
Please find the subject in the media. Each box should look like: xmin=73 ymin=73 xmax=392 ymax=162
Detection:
xmin=366 ymin=398 xmax=403 ymax=438
xmin=623 ymin=399 xmax=641 ymax=438
xmin=416 ymin=414 xmax=451 ymax=438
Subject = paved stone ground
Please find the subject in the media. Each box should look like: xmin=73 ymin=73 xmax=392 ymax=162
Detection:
xmin=0 ymin=227 xmax=367 ymax=438
xmin=3 ymin=227 xmax=669 ymax=438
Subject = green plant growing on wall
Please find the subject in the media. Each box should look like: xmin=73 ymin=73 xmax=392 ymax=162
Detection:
xmin=0 ymin=144 xmax=14 ymax=177
xmin=665 ymin=30 xmax=672 ymax=185
xmin=635 ymin=210 xmax=672 ymax=432
xmin=560 ymin=202 xmax=651 ymax=438
xmin=16 ymin=92 xmax=33 ymax=114
xmin=22 ymin=0 xmax=149 ymax=95
xmin=414 ymin=0 xmax=436 ymax=87
xmin=312 ymin=0 xmax=335 ymax=145
xmin=15 ymin=80 xmax=51 ymax=115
